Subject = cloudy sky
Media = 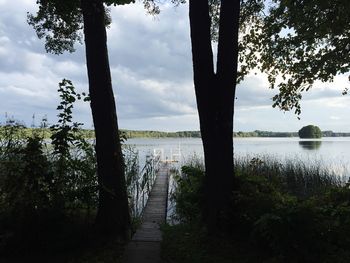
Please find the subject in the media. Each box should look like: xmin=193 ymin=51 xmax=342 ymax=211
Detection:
xmin=0 ymin=0 xmax=349 ymax=132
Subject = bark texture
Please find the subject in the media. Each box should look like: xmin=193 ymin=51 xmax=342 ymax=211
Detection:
xmin=81 ymin=0 xmax=130 ymax=239
xmin=189 ymin=0 xmax=240 ymax=232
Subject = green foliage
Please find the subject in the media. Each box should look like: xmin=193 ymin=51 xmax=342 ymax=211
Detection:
xmin=105 ymin=0 xmax=135 ymax=6
xmin=0 ymin=124 xmax=54 ymax=237
xmin=234 ymin=130 xmax=299 ymax=137
xmin=167 ymin=156 xmax=350 ymax=262
xmin=3 ymin=128 xmax=350 ymax=139
xmin=123 ymin=145 xmax=140 ymax=218
xmin=298 ymin=125 xmax=322 ymax=138
xmin=230 ymin=166 xmax=296 ymax=235
xmin=171 ymin=165 xmax=205 ymax=223
xmin=0 ymin=126 xmax=96 ymax=140
xmin=240 ymin=0 xmax=350 ymax=114
xmin=27 ymin=0 xmax=83 ymax=54
xmin=185 ymin=0 xmax=265 ymax=44
xmin=27 ymin=0 xmax=136 ymax=54
xmin=28 ymin=0 xmax=180 ymax=54
xmin=235 ymin=156 xmax=342 ymax=199
xmin=0 ymin=80 xmax=97 ymax=257
xmin=51 ymin=79 xmax=90 ymax=156
xmin=121 ymin=129 xmax=202 ymax=138
xmin=49 ymin=79 xmax=97 ymax=213
xmin=250 ymin=187 xmax=350 ymax=262
xmin=0 ymin=79 xmax=149 ymax=260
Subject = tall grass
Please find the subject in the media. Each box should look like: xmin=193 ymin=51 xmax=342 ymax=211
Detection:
xmin=234 ymin=155 xmax=344 ymax=198
xmin=170 ymin=154 xmax=344 ymax=212
xmin=169 ymin=154 xmax=346 ymax=224
xmin=166 ymin=155 xmax=350 ymax=263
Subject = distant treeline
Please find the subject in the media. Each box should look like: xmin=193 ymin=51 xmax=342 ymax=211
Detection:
xmin=322 ymin=131 xmax=350 ymax=137
xmin=124 ymin=129 xmax=350 ymax=138
xmin=1 ymin=127 xmax=350 ymax=139
xmin=0 ymin=127 xmax=95 ymax=139
xmin=235 ymin=130 xmax=350 ymax=137
xmin=234 ymin=130 xmax=298 ymax=137
xmin=121 ymin=130 xmax=201 ymax=138
xmin=123 ymin=130 xmax=299 ymax=138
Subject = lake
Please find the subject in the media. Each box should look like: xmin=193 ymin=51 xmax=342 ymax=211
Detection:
xmin=125 ymin=137 xmax=350 ymax=178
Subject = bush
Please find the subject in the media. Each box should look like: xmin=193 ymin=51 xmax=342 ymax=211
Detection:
xmin=251 ymin=187 xmax=350 ymax=262
xmin=171 ymin=165 xmax=205 ymax=223
xmin=0 ymin=80 xmax=152 ymax=261
xmin=0 ymin=80 xmax=98 ymax=257
xmin=168 ymin=156 xmax=350 ymax=262
xmin=233 ymin=160 xmax=350 ymax=262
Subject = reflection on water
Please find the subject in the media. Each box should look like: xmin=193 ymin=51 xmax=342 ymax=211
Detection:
xmin=299 ymin=140 xmax=322 ymax=150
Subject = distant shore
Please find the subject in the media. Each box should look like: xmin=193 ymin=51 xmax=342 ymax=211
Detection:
xmin=1 ymin=127 xmax=350 ymax=139
xmin=123 ymin=129 xmax=350 ymax=138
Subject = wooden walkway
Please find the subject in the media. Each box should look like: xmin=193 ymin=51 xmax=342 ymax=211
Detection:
xmin=123 ymin=163 xmax=169 ymax=263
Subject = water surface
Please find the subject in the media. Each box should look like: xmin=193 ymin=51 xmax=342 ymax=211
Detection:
xmin=125 ymin=137 xmax=350 ymax=177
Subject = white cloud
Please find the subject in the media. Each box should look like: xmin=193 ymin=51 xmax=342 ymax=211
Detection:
xmin=55 ymin=60 xmax=85 ymax=78
xmin=325 ymin=98 xmax=348 ymax=108
xmin=0 ymin=0 xmax=349 ymax=131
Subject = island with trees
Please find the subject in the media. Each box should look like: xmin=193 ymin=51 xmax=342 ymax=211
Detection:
xmin=298 ymin=125 xmax=322 ymax=139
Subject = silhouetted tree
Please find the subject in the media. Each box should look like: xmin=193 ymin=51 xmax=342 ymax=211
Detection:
xmin=28 ymin=0 xmax=141 ymax=239
xmin=188 ymin=0 xmax=240 ymax=231
xmin=81 ymin=0 xmax=131 ymax=238
xmin=188 ymin=0 xmax=349 ymax=231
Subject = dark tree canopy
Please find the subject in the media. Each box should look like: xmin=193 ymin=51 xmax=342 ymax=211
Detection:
xmin=27 ymin=0 xmax=162 ymax=55
xmin=242 ymin=0 xmax=350 ymax=114
xmin=298 ymin=125 xmax=322 ymax=139
xmin=27 ymin=0 xmax=83 ymax=54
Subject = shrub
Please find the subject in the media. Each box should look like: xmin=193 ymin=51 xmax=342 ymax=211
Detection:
xmin=0 ymin=80 xmax=97 ymax=256
xmin=0 ymin=80 xmax=149 ymax=259
xmin=169 ymin=156 xmax=350 ymax=262
xmin=171 ymin=165 xmax=205 ymax=223
xmin=250 ymin=187 xmax=350 ymax=262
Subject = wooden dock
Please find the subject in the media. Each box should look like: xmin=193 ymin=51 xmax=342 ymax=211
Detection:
xmin=123 ymin=163 xmax=169 ymax=263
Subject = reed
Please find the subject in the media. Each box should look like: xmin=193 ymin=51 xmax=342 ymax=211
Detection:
xmin=234 ymin=155 xmax=344 ymax=198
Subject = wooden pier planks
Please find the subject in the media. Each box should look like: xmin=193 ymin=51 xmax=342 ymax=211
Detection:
xmin=123 ymin=163 xmax=169 ymax=263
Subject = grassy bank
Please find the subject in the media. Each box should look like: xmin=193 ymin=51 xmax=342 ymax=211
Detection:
xmin=162 ymin=157 xmax=350 ymax=263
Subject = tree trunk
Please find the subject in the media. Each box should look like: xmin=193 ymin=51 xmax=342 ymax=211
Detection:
xmin=81 ymin=0 xmax=130 ymax=239
xmin=189 ymin=0 xmax=240 ymax=232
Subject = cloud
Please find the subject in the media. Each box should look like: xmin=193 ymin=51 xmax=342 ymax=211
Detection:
xmin=107 ymin=3 xmax=193 ymax=83
xmin=236 ymin=73 xmax=275 ymax=108
xmin=111 ymin=65 xmax=196 ymax=119
xmin=0 ymin=0 xmax=349 ymax=132
xmin=119 ymin=113 xmax=200 ymax=132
